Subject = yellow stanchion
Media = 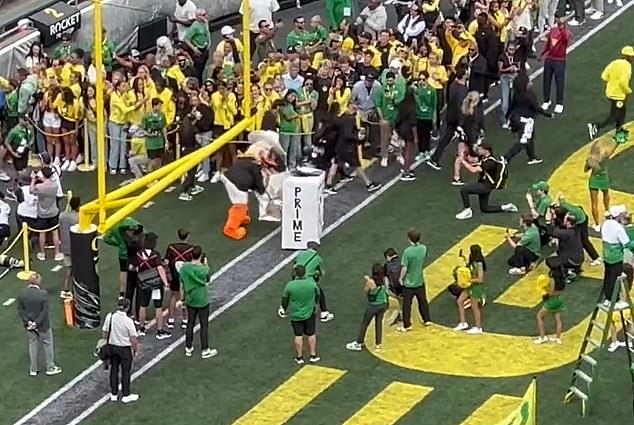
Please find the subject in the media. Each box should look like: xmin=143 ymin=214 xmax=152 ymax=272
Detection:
xmin=16 ymin=223 xmax=33 ymax=281
xmin=77 ymin=120 xmax=93 ymax=172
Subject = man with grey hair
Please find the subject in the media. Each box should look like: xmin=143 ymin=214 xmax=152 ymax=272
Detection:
xmin=17 ymin=272 xmax=62 ymax=377
xmin=601 ymin=205 xmax=634 ymax=303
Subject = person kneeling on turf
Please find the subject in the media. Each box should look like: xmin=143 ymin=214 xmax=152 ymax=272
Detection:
xmin=505 ymin=215 xmax=541 ymax=276
xmin=346 ymin=263 xmax=389 ymax=352
xmin=280 ymin=265 xmax=321 ymax=365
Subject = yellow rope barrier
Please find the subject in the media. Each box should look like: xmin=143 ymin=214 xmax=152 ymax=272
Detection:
xmin=1 ymin=227 xmax=24 ymax=257
xmin=16 ymin=223 xmax=32 ymax=281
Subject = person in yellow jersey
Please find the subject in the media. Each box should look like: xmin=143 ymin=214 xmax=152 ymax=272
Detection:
xmin=588 ymin=46 xmax=634 ymax=142
xmin=108 ymin=81 xmax=147 ymax=174
xmin=53 ymin=87 xmax=83 ymax=172
xmin=153 ymin=77 xmax=176 ymax=128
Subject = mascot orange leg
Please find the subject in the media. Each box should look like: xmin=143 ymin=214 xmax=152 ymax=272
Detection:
xmin=223 ymin=204 xmax=248 ymax=240
xmin=241 ymin=205 xmax=251 ymax=225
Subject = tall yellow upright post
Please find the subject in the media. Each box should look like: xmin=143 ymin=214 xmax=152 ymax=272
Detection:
xmin=93 ymin=0 xmax=107 ymax=231
xmin=242 ymin=0 xmax=251 ymax=119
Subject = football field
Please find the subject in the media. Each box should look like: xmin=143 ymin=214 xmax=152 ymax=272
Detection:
xmin=3 ymin=4 xmax=634 ymax=425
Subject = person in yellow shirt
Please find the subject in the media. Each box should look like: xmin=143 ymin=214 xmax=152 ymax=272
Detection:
xmin=262 ymin=80 xmax=281 ymax=105
xmin=427 ymin=53 xmax=448 ymax=125
xmin=69 ymin=71 xmax=82 ymax=98
xmin=154 ymin=77 xmax=176 ymax=127
xmin=60 ymin=49 xmax=86 ymax=87
xmin=53 ymin=87 xmax=83 ymax=171
xmin=128 ymin=77 xmax=154 ymax=127
xmin=327 ymin=76 xmax=352 ymax=116
xmin=211 ymin=82 xmax=239 ymax=177
xmin=588 ymin=46 xmax=634 ymax=141
xmin=358 ymin=32 xmax=382 ymax=68
xmin=108 ymin=80 xmax=146 ymax=174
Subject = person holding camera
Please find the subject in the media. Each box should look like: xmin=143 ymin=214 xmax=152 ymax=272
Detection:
xmin=506 ymin=215 xmax=541 ymax=276
xmin=280 ymin=264 xmax=321 ymax=364
xmin=4 ymin=114 xmax=33 ymax=173
xmin=31 ymin=166 xmax=63 ymax=262
xmin=102 ymin=298 xmax=139 ymax=403
xmin=178 ymin=245 xmax=217 ymax=359
xmin=543 ymin=206 xmax=584 ymax=282
xmin=346 ymin=263 xmax=389 ymax=352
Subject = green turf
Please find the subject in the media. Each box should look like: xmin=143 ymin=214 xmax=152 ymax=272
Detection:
xmin=4 ymin=9 xmax=634 ymax=425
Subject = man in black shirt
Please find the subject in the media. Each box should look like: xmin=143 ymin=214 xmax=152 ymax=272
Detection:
xmin=454 ymin=144 xmax=518 ymax=220
xmin=178 ymin=114 xmax=204 ymax=202
xmin=164 ymin=228 xmax=195 ymax=329
xmin=299 ymin=54 xmax=317 ymax=80
xmin=426 ymin=67 xmax=469 ymax=170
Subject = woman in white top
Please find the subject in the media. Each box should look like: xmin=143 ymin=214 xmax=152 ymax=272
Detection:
xmin=25 ymin=42 xmax=48 ymax=73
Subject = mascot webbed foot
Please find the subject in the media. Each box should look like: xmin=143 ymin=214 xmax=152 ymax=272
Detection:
xmin=224 ymin=205 xmax=249 ymax=240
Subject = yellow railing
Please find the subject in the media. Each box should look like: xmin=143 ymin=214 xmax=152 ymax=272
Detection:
xmin=79 ymin=116 xmax=257 ymax=233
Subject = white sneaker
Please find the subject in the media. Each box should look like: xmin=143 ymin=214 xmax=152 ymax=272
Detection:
xmin=466 ymin=327 xmax=483 ymax=335
xmin=380 ymin=157 xmax=388 ymax=167
xmin=178 ymin=193 xmax=193 ymax=201
xmin=210 ymin=172 xmax=221 ymax=183
xmin=110 ymin=169 xmax=117 ymax=175
xmin=60 ymin=160 xmax=70 ymax=171
xmin=453 ymin=322 xmax=469 ymax=331
xmin=75 ymin=153 xmax=83 ymax=164
xmin=121 ymin=394 xmax=139 ymax=403
xmin=37 ymin=252 xmax=46 ymax=261
xmin=110 ymin=394 xmax=118 ymax=402
xmin=501 ymin=203 xmax=519 ymax=212
xmin=554 ymin=104 xmax=564 ymax=114
xmin=29 ymin=369 xmax=38 ymax=377
xmin=53 ymin=157 xmax=61 ymax=167
xmin=45 ymin=365 xmax=62 ymax=375
xmin=548 ymin=336 xmax=562 ymax=344
xmin=615 ymin=301 xmax=629 ymax=310
xmin=585 ymin=6 xmax=596 ymax=13
xmin=201 ymin=348 xmax=218 ymax=359
xmin=541 ymin=101 xmax=551 ymax=110
xmin=320 ymin=311 xmax=335 ymax=322
xmin=455 ymin=208 xmax=473 ymax=220
xmin=68 ymin=161 xmax=77 ymax=172
xmin=617 ymin=0 xmax=623 ymax=6
xmin=55 ymin=253 xmax=64 ymax=261
xmin=592 ymin=224 xmax=601 ymax=232
xmin=190 ymin=185 xmax=205 ymax=196
xmin=590 ymin=257 xmax=603 ymax=266
xmin=534 ymin=336 xmax=549 ymax=344
xmin=590 ymin=11 xmax=604 ymax=19
xmin=568 ymin=19 xmax=582 ymax=26
xmin=0 ymin=170 xmax=10 ymax=182
xmin=396 ymin=326 xmax=412 ymax=332
xmin=197 ymin=174 xmax=209 ymax=183
xmin=508 ymin=267 xmax=526 ymax=276
xmin=345 ymin=341 xmax=363 ymax=351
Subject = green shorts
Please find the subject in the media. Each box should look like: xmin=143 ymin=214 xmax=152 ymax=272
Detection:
xmin=544 ymin=296 xmax=565 ymax=313
xmin=589 ymin=173 xmax=610 ymax=191
xmin=468 ymin=284 xmax=485 ymax=301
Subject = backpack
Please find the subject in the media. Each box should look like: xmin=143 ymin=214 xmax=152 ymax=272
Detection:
xmin=384 ymin=257 xmax=402 ymax=291
xmin=453 ymin=250 xmax=472 ymax=288
xmin=483 ymin=156 xmax=509 ymax=190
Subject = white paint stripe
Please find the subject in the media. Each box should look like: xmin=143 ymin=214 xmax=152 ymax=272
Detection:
xmin=3 ymin=298 xmax=15 ymax=306
xmin=50 ymin=265 xmax=63 ymax=273
xmin=17 ymin=5 xmax=634 ymax=424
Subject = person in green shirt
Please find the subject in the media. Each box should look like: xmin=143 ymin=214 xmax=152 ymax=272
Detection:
xmin=142 ymin=98 xmax=168 ymax=171
xmin=557 ymin=193 xmax=602 ymax=265
xmin=279 ymin=90 xmax=302 ymax=169
xmin=309 ymin=15 xmax=329 ymax=45
xmin=286 ymin=16 xmax=314 ymax=50
xmin=326 ymin=0 xmax=353 ymax=28
xmin=526 ymin=180 xmax=553 ymax=245
xmin=506 ymin=215 xmax=541 ymax=275
xmin=98 ymin=29 xmax=117 ymax=72
xmin=280 ymin=265 xmax=321 ymax=364
xmin=102 ymin=217 xmax=142 ymax=297
xmin=178 ymin=245 xmax=217 ymax=359
xmin=413 ymin=76 xmax=437 ymax=157
xmin=346 ymin=263 xmax=389 ymax=352
xmin=396 ymin=229 xmax=430 ymax=331
xmin=4 ymin=115 xmax=33 ymax=172
xmin=184 ymin=10 xmax=210 ymax=80
xmin=376 ymin=71 xmax=406 ymax=167
xmin=53 ymin=34 xmax=72 ymax=60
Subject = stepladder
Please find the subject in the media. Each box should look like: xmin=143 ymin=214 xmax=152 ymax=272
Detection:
xmin=564 ymin=275 xmax=634 ymax=417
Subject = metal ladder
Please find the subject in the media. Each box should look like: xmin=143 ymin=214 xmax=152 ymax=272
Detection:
xmin=564 ymin=275 xmax=634 ymax=417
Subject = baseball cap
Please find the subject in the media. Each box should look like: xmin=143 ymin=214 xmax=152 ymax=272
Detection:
xmin=609 ymin=204 xmax=627 ymax=218
xmin=622 ymin=46 xmax=634 ymax=56
xmin=221 ymin=26 xmax=235 ymax=36
xmin=130 ymin=49 xmax=140 ymax=58
xmin=39 ymin=152 xmax=52 ymax=164
xmin=287 ymin=46 xmax=298 ymax=54
xmin=531 ymin=181 xmax=549 ymax=192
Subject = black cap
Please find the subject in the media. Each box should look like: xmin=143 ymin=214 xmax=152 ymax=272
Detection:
xmin=287 ymin=46 xmax=298 ymax=54
xmin=39 ymin=152 xmax=52 ymax=164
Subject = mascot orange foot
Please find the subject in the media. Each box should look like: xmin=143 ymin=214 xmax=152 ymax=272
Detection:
xmin=224 ymin=204 xmax=249 ymax=240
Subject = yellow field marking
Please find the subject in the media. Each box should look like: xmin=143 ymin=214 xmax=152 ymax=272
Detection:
xmin=232 ymin=366 xmax=345 ymax=425
xmin=341 ymin=382 xmax=433 ymax=425
xmin=459 ymin=394 xmax=522 ymax=425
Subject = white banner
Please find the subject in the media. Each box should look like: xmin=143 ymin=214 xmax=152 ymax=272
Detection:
xmin=281 ymin=171 xmax=325 ymax=250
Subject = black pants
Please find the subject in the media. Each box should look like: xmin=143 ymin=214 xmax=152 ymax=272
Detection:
xmin=124 ymin=271 xmax=140 ymax=319
xmin=460 ymin=182 xmax=503 ymax=212
xmin=193 ymin=50 xmax=209 ymax=82
xmin=543 ymin=59 xmax=566 ymax=105
xmin=180 ymin=145 xmax=197 ymax=194
xmin=596 ymin=99 xmax=627 ymax=131
xmin=572 ymin=0 xmax=585 ymax=20
xmin=109 ymin=345 xmax=133 ymax=396
xmin=318 ymin=285 xmax=328 ymax=312
xmin=508 ymin=246 xmax=539 ymax=269
xmin=578 ymin=220 xmax=599 ymax=260
xmin=603 ymin=261 xmax=624 ymax=300
xmin=402 ymin=286 xmax=431 ymax=328
xmin=430 ymin=122 xmax=458 ymax=164
xmin=185 ymin=304 xmax=210 ymax=350
xmin=416 ymin=118 xmax=433 ymax=153
xmin=355 ymin=304 xmax=388 ymax=345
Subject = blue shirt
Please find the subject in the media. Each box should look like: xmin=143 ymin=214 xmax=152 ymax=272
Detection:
xmin=283 ymin=73 xmax=305 ymax=93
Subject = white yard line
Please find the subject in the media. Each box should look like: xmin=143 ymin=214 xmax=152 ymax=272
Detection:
xmin=3 ymin=298 xmax=15 ymax=306
xmin=16 ymin=5 xmax=634 ymax=424
xmin=50 ymin=265 xmax=63 ymax=273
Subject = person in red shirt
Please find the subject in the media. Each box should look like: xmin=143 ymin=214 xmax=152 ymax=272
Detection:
xmin=540 ymin=19 xmax=572 ymax=115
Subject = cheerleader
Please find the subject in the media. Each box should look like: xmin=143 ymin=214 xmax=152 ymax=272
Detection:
xmin=453 ymin=245 xmax=487 ymax=334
